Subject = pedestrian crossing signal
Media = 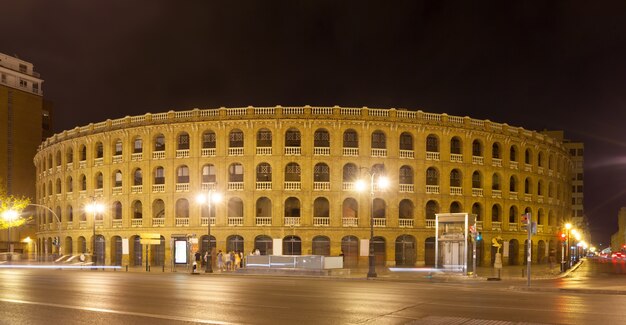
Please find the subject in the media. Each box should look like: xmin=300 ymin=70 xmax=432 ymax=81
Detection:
xmin=476 ymin=232 xmax=482 ymax=241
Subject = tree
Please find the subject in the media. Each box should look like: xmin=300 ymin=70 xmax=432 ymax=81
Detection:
xmin=0 ymin=187 xmax=32 ymax=230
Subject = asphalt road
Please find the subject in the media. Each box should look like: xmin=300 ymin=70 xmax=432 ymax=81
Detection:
xmin=1 ymin=260 xmax=625 ymax=324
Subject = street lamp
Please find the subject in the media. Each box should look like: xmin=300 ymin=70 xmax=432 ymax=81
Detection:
xmin=197 ymin=189 xmax=222 ymax=273
xmin=565 ymin=223 xmax=572 ymax=268
xmin=355 ymin=168 xmax=390 ymax=278
xmin=86 ymin=200 xmax=104 ymax=265
xmin=2 ymin=209 xmax=18 ymax=257
xmin=28 ymin=203 xmax=62 ymax=258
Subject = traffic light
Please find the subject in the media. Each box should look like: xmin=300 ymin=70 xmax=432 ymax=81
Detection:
xmin=476 ymin=232 xmax=482 ymax=241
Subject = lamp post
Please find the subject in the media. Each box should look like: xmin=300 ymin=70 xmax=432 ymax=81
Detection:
xmin=197 ymin=189 xmax=222 ymax=273
xmin=356 ymin=168 xmax=390 ymax=278
xmin=86 ymin=199 xmax=104 ymax=266
xmin=565 ymin=223 xmax=572 ymax=269
xmin=2 ymin=210 xmax=18 ymax=258
xmin=28 ymin=204 xmax=62 ymax=258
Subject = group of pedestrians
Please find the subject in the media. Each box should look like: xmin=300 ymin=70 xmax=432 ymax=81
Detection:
xmin=216 ymin=250 xmax=245 ymax=272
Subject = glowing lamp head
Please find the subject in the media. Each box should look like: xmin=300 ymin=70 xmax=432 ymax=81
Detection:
xmin=355 ymin=179 xmax=367 ymax=192
xmin=2 ymin=209 xmax=18 ymax=221
xmin=86 ymin=202 xmax=104 ymax=214
xmin=565 ymin=223 xmax=572 ymax=230
xmin=197 ymin=192 xmax=222 ymax=204
xmin=377 ymin=176 xmax=390 ymax=190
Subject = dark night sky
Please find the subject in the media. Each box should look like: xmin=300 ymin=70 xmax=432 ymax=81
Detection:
xmin=3 ymin=1 xmax=626 ymax=246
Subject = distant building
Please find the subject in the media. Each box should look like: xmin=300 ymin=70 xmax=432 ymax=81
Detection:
xmin=0 ymin=52 xmax=49 ymax=253
xmin=35 ymin=106 xmax=573 ymax=267
xmin=542 ymin=131 xmax=588 ymax=240
xmin=611 ymin=208 xmax=626 ymax=252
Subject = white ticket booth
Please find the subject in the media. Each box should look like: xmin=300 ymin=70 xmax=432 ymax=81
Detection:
xmin=435 ymin=213 xmax=476 ymax=275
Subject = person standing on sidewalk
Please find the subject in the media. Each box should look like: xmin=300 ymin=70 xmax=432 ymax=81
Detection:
xmin=217 ymin=250 xmax=224 ymax=272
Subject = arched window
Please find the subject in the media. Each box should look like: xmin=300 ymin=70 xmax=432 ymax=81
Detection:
xmin=314 ymin=129 xmax=330 ymax=148
xmin=285 ymin=163 xmax=301 ymax=182
xmin=133 ymin=168 xmax=142 ymax=186
xmin=55 ymin=150 xmax=62 ymax=167
xmin=450 ymin=201 xmax=462 ymax=213
xmin=399 ymin=132 xmax=413 ymax=150
xmin=450 ymin=137 xmax=462 ymax=154
xmin=114 ymin=139 xmax=123 ymax=156
xmin=255 ymin=197 xmax=272 ymax=221
xmin=491 ymin=204 xmax=500 ymax=222
xmin=425 ymin=200 xmax=439 ymax=220
xmin=55 ymin=178 xmax=62 ymax=194
xmin=373 ymin=198 xmax=386 ymax=218
xmin=202 ymin=130 xmax=216 ymax=149
xmin=153 ymin=199 xmax=165 ymax=219
xmin=343 ymin=163 xmax=358 ymax=182
xmin=66 ymin=147 xmax=74 ymax=164
xmin=284 ymin=197 xmax=300 ymax=218
xmin=176 ymin=165 xmax=189 ymax=183
xmin=472 ymin=171 xmax=481 ymax=188
xmin=177 ymin=132 xmax=190 ymax=150
xmin=113 ymin=170 xmax=122 ymax=187
xmin=492 ymin=143 xmax=501 ymax=159
xmin=398 ymin=199 xmax=413 ymax=220
xmin=228 ymin=163 xmax=244 ymax=182
xmin=228 ymin=198 xmax=244 ymax=220
xmin=537 ymin=180 xmax=544 ymax=196
xmin=314 ymin=163 xmax=330 ymax=182
xmin=492 ymin=173 xmax=501 ymax=190
xmin=509 ymin=176 xmax=517 ymax=192
xmin=426 ymin=134 xmax=439 ymax=152
xmin=229 ymin=129 xmax=244 ymax=148
xmin=256 ymin=163 xmax=272 ymax=182
xmin=66 ymin=176 xmax=73 ymax=192
xmin=256 ymin=128 xmax=272 ymax=149
xmin=95 ymin=172 xmax=103 ymax=189
xmin=285 ymin=128 xmax=301 ymax=147
xmin=80 ymin=145 xmax=87 ymax=161
xmin=343 ymin=129 xmax=358 ymax=148
xmin=80 ymin=174 xmax=87 ymax=191
xmin=472 ymin=140 xmax=482 ymax=157
xmin=312 ymin=236 xmax=331 ymax=256
xmin=525 ymin=177 xmax=532 ymax=194
xmin=133 ymin=201 xmax=143 ymax=219
xmin=154 ymin=134 xmax=165 ymax=151
xmin=113 ymin=201 xmax=122 ymax=219
xmin=202 ymin=164 xmax=216 ymax=183
xmin=426 ymin=167 xmax=439 ymax=185
xmin=176 ymin=199 xmax=189 ymax=218
xmin=371 ymin=130 xmax=386 ymax=149
xmin=509 ymin=206 xmax=518 ymax=223
xmin=538 ymin=151 xmax=544 ymax=167
xmin=510 ymin=146 xmax=517 ymax=162
xmin=399 ymin=166 xmax=413 ymax=185
xmin=154 ymin=167 xmax=165 ymax=184
xmin=472 ymin=203 xmax=481 ymax=221
xmin=450 ymin=169 xmax=462 ymax=187
xmin=313 ymin=197 xmax=330 ymax=219
xmin=95 ymin=142 xmax=104 ymax=158
xmin=67 ymin=205 xmax=73 ymax=222
xmin=133 ymin=137 xmax=143 ymax=153
xmin=342 ymin=198 xmax=358 ymax=219
xmin=525 ymin=149 xmax=532 ymax=164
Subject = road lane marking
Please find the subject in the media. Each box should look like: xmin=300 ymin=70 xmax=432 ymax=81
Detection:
xmin=0 ymin=297 xmax=236 ymax=324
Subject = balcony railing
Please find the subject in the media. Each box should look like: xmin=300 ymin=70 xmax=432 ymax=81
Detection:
xmin=492 ymin=189 xmax=502 ymax=198
xmin=371 ymin=148 xmax=387 ymax=157
xmin=538 ymin=167 xmax=544 ymax=174
xmin=342 ymin=182 xmax=355 ymax=191
xmin=314 ymin=147 xmax=330 ymax=156
xmin=450 ymin=154 xmax=463 ymax=162
xmin=131 ymin=152 xmax=143 ymax=161
xmin=450 ymin=187 xmax=462 ymax=195
xmin=256 ymin=147 xmax=272 ymax=155
xmin=255 ymin=217 xmax=272 ymax=226
xmin=492 ymin=158 xmax=502 ymax=167
xmin=510 ymin=161 xmax=519 ymax=170
xmin=284 ymin=182 xmax=301 ymax=190
xmin=79 ymin=190 xmax=87 ymax=198
xmin=66 ymin=162 xmax=73 ymax=171
xmin=131 ymin=219 xmax=143 ymax=227
xmin=399 ymin=150 xmax=414 ymax=159
xmin=176 ymin=149 xmax=190 ymax=158
xmin=492 ymin=221 xmax=502 ymax=231
xmin=509 ymin=191 xmax=518 ymax=200
xmin=399 ymin=184 xmax=414 ymax=193
xmin=201 ymin=148 xmax=216 ymax=157
xmin=153 ymin=184 xmax=165 ymax=192
xmin=79 ymin=221 xmax=87 ymax=229
xmin=256 ymin=182 xmax=272 ymax=190
xmin=343 ymin=148 xmax=359 ymax=156
xmin=524 ymin=164 xmax=532 ymax=172
xmin=95 ymin=219 xmax=104 ymax=228
xmin=228 ymin=147 xmax=244 ymax=156
xmin=176 ymin=183 xmax=190 ymax=192
xmin=152 ymin=151 xmax=165 ymax=159
xmin=112 ymin=187 xmax=122 ymax=195
xmin=201 ymin=182 xmax=216 ymax=191
xmin=425 ymin=219 xmax=435 ymax=228
xmin=313 ymin=217 xmax=330 ymax=226
xmin=476 ymin=221 xmax=483 ymax=230
xmin=66 ymin=222 xmax=73 ymax=230
xmin=228 ymin=217 xmax=244 ymax=226
xmin=94 ymin=188 xmax=103 ymax=197
xmin=131 ymin=185 xmax=142 ymax=193
xmin=152 ymin=218 xmax=165 ymax=227
xmin=342 ymin=218 xmax=358 ymax=227
xmin=426 ymin=152 xmax=440 ymax=161
xmin=200 ymin=217 xmax=216 ymax=227
xmin=472 ymin=188 xmax=483 ymax=197
xmin=537 ymin=225 xmax=544 ymax=233
xmin=399 ymin=219 xmax=414 ymax=227
xmin=372 ymin=218 xmax=386 ymax=227
xmin=314 ymin=182 xmax=330 ymax=191
xmin=79 ymin=160 xmax=86 ymax=169
xmin=472 ymin=156 xmax=484 ymax=165
xmin=176 ymin=218 xmax=189 ymax=227
xmin=228 ymin=182 xmax=244 ymax=191
xmin=524 ymin=194 xmax=532 ymax=202
xmin=426 ymin=185 xmax=440 ymax=194
xmin=112 ymin=219 xmax=123 ymax=228
xmin=508 ymin=223 xmax=518 ymax=232
xmin=284 ymin=217 xmax=300 ymax=226
xmin=112 ymin=155 xmax=123 ymax=163
xmin=94 ymin=157 xmax=103 ymax=166
xmin=284 ymin=147 xmax=301 ymax=155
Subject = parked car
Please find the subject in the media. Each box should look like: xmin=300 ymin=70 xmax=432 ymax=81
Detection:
xmin=611 ymin=252 xmax=624 ymax=259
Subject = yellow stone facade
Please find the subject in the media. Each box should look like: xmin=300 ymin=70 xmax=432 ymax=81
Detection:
xmin=34 ymin=106 xmax=572 ymax=267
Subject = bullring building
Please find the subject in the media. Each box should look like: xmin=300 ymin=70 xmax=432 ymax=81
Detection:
xmin=34 ymin=106 xmax=572 ymax=268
